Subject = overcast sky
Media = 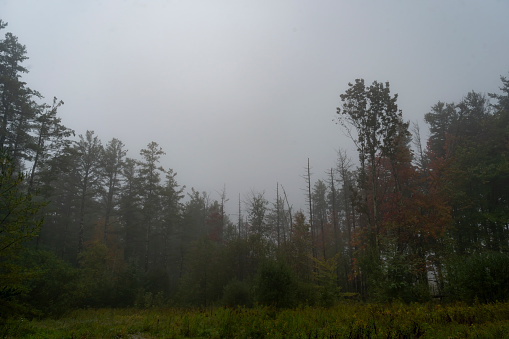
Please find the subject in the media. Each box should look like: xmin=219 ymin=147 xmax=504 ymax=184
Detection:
xmin=2 ymin=0 xmax=509 ymax=215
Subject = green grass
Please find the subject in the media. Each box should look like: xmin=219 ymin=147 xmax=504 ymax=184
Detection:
xmin=2 ymin=302 xmax=509 ymax=338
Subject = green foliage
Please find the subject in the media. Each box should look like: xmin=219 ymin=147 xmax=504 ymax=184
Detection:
xmin=3 ymin=302 xmax=509 ymax=338
xmin=76 ymin=241 xmax=149 ymax=309
xmin=19 ymin=249 xmax=79 ymax=316
xmin=221 ymin=279 xmax=253 ymax=307
xmin=176 ymin=238 xmax=228 ymax=306
xmin=0 ymin=152 xmax=44 ymax=256
xmin=0 ymin=20 xmax=42 ymax=166
xmin=0 ymin=151 xmax=46 ymax=317
xmin=113 ymin=261 xmax=143 ymax=307
xmin=2 ymin=16 xmax=509 ymax=312
xmin=247 ymin=191 xmax=269 ymax=237
xmin=75 ymin=241 xmax=116 ymax=307
xmin=294 ymin=281 xmax=319 ymax=306
xmin=368 ymin=242 xmax=431 ymax=303
xmin=134 ymin=290 xmax=166 ymax=308
xmin=445 ymin=252 xmax=509 ymax=303
xmin=286 ymin=211 xmax=313 ymax=283
xmin=312 ymin=254 xmax=341 ymax=306
xmin=255 ymin=259 xmax=296 ymax=308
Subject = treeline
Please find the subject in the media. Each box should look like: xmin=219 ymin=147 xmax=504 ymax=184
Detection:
xmin=1 ymin=20 xmax=509 ymax=317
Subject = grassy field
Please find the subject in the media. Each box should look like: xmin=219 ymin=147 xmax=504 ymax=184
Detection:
xmin=2 ymin=301 xmax=509 ymax=338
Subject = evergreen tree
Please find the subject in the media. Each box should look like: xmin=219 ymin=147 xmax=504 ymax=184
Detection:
xmin=0 ymin=151 xmax=45 ymax=314
xmin=118 ymin=157 xmax=143 ymax=265
xmin=100 ymin=138 xmax=126 ymax=245
xmin=137 ymin=142 xmax=165 ymax=272
xmin=27 ymin=97 xmax=73 ymax=194
xmin=0 ymin=20 xmax=40 ymax=168
xmin=159 ymin=168 xmax=184 ymax=278
xmin=73 ymin=131 xmax=103 ymax=255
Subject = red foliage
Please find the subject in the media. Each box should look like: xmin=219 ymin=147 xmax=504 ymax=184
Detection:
xmin=206 ymin=206 xmax=224 ymax=244
xmin=361 ymin=138 xmax=452 ymax=268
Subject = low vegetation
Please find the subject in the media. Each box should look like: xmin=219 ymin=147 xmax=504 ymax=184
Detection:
xmin=2 ymin=302 xmax=509 ymax=338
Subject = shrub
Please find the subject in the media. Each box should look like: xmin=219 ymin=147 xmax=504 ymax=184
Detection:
xmin=295 ymin=282 xmax=319 ymax=306
xmin=445 ymin=252 xmax=509 ymax=303
xmin=18 ymin=249 xmax=79 ymax=317
xmin=222 ymin=279 xmax=253 ymax=307
xmin=312 ymin=254 xmax=341 ymax=307
xmin=255 ymin=260 xmax=296 ymax=308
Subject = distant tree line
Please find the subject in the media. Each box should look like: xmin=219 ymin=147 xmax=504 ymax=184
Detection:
xmin=1 ymin=19 xmax=508 ymax=317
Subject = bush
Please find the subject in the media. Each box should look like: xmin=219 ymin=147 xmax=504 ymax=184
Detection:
xmin=222 ymin=279 xmax=253 ymax=307
xmin=312 ymin=254 xmax=342 ymax=307
xmin=445 ymin=252 xmax=509 ymax=303
xmin=0 ymin=152 xmax=46 ymax=317
xmin=18 ymin=249 xmax=80 ymax=317
xmin=76 ymin=242 xmax=116 ymax=308
xmin=361 ymin=246 xmax=430 ymax=303
xmin=255 ymin=260 xmax=296 ymax=308
xmin=111 ymin=261 xmax=143 ymax=307
xmin=134 ymin=290 xmax=166 ymax=308
xmin=294 ymin=282 xmax=319 ymax=306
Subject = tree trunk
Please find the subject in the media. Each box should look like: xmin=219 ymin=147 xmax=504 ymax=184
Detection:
xmin=307 ymin=158 xmax=316 ymax=260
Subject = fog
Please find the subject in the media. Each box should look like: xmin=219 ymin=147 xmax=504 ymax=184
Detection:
xmin=2 ymin=0 xmax=508 ymax=213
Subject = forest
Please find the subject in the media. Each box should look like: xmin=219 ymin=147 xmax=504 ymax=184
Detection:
xmin=1 ymin=17 xmax=509 ymax=324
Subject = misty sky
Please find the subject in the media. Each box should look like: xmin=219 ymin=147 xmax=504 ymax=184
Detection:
xmin=2 ymin=0 xmax=509 ymax=215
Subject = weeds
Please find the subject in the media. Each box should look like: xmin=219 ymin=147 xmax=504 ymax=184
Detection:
xmin=1 ymin=302 xmax=508 ymax=338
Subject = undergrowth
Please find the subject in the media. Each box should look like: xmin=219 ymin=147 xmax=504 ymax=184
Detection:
xmin=1 ymin=301 xmax=508 ymax=338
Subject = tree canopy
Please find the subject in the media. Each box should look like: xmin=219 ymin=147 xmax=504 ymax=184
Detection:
xmin=0 ymin=19 xmax=508 ymax=315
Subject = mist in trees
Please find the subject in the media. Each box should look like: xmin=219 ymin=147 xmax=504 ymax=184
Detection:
xmin=1 ymin=19 xmax=508 ymax=317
